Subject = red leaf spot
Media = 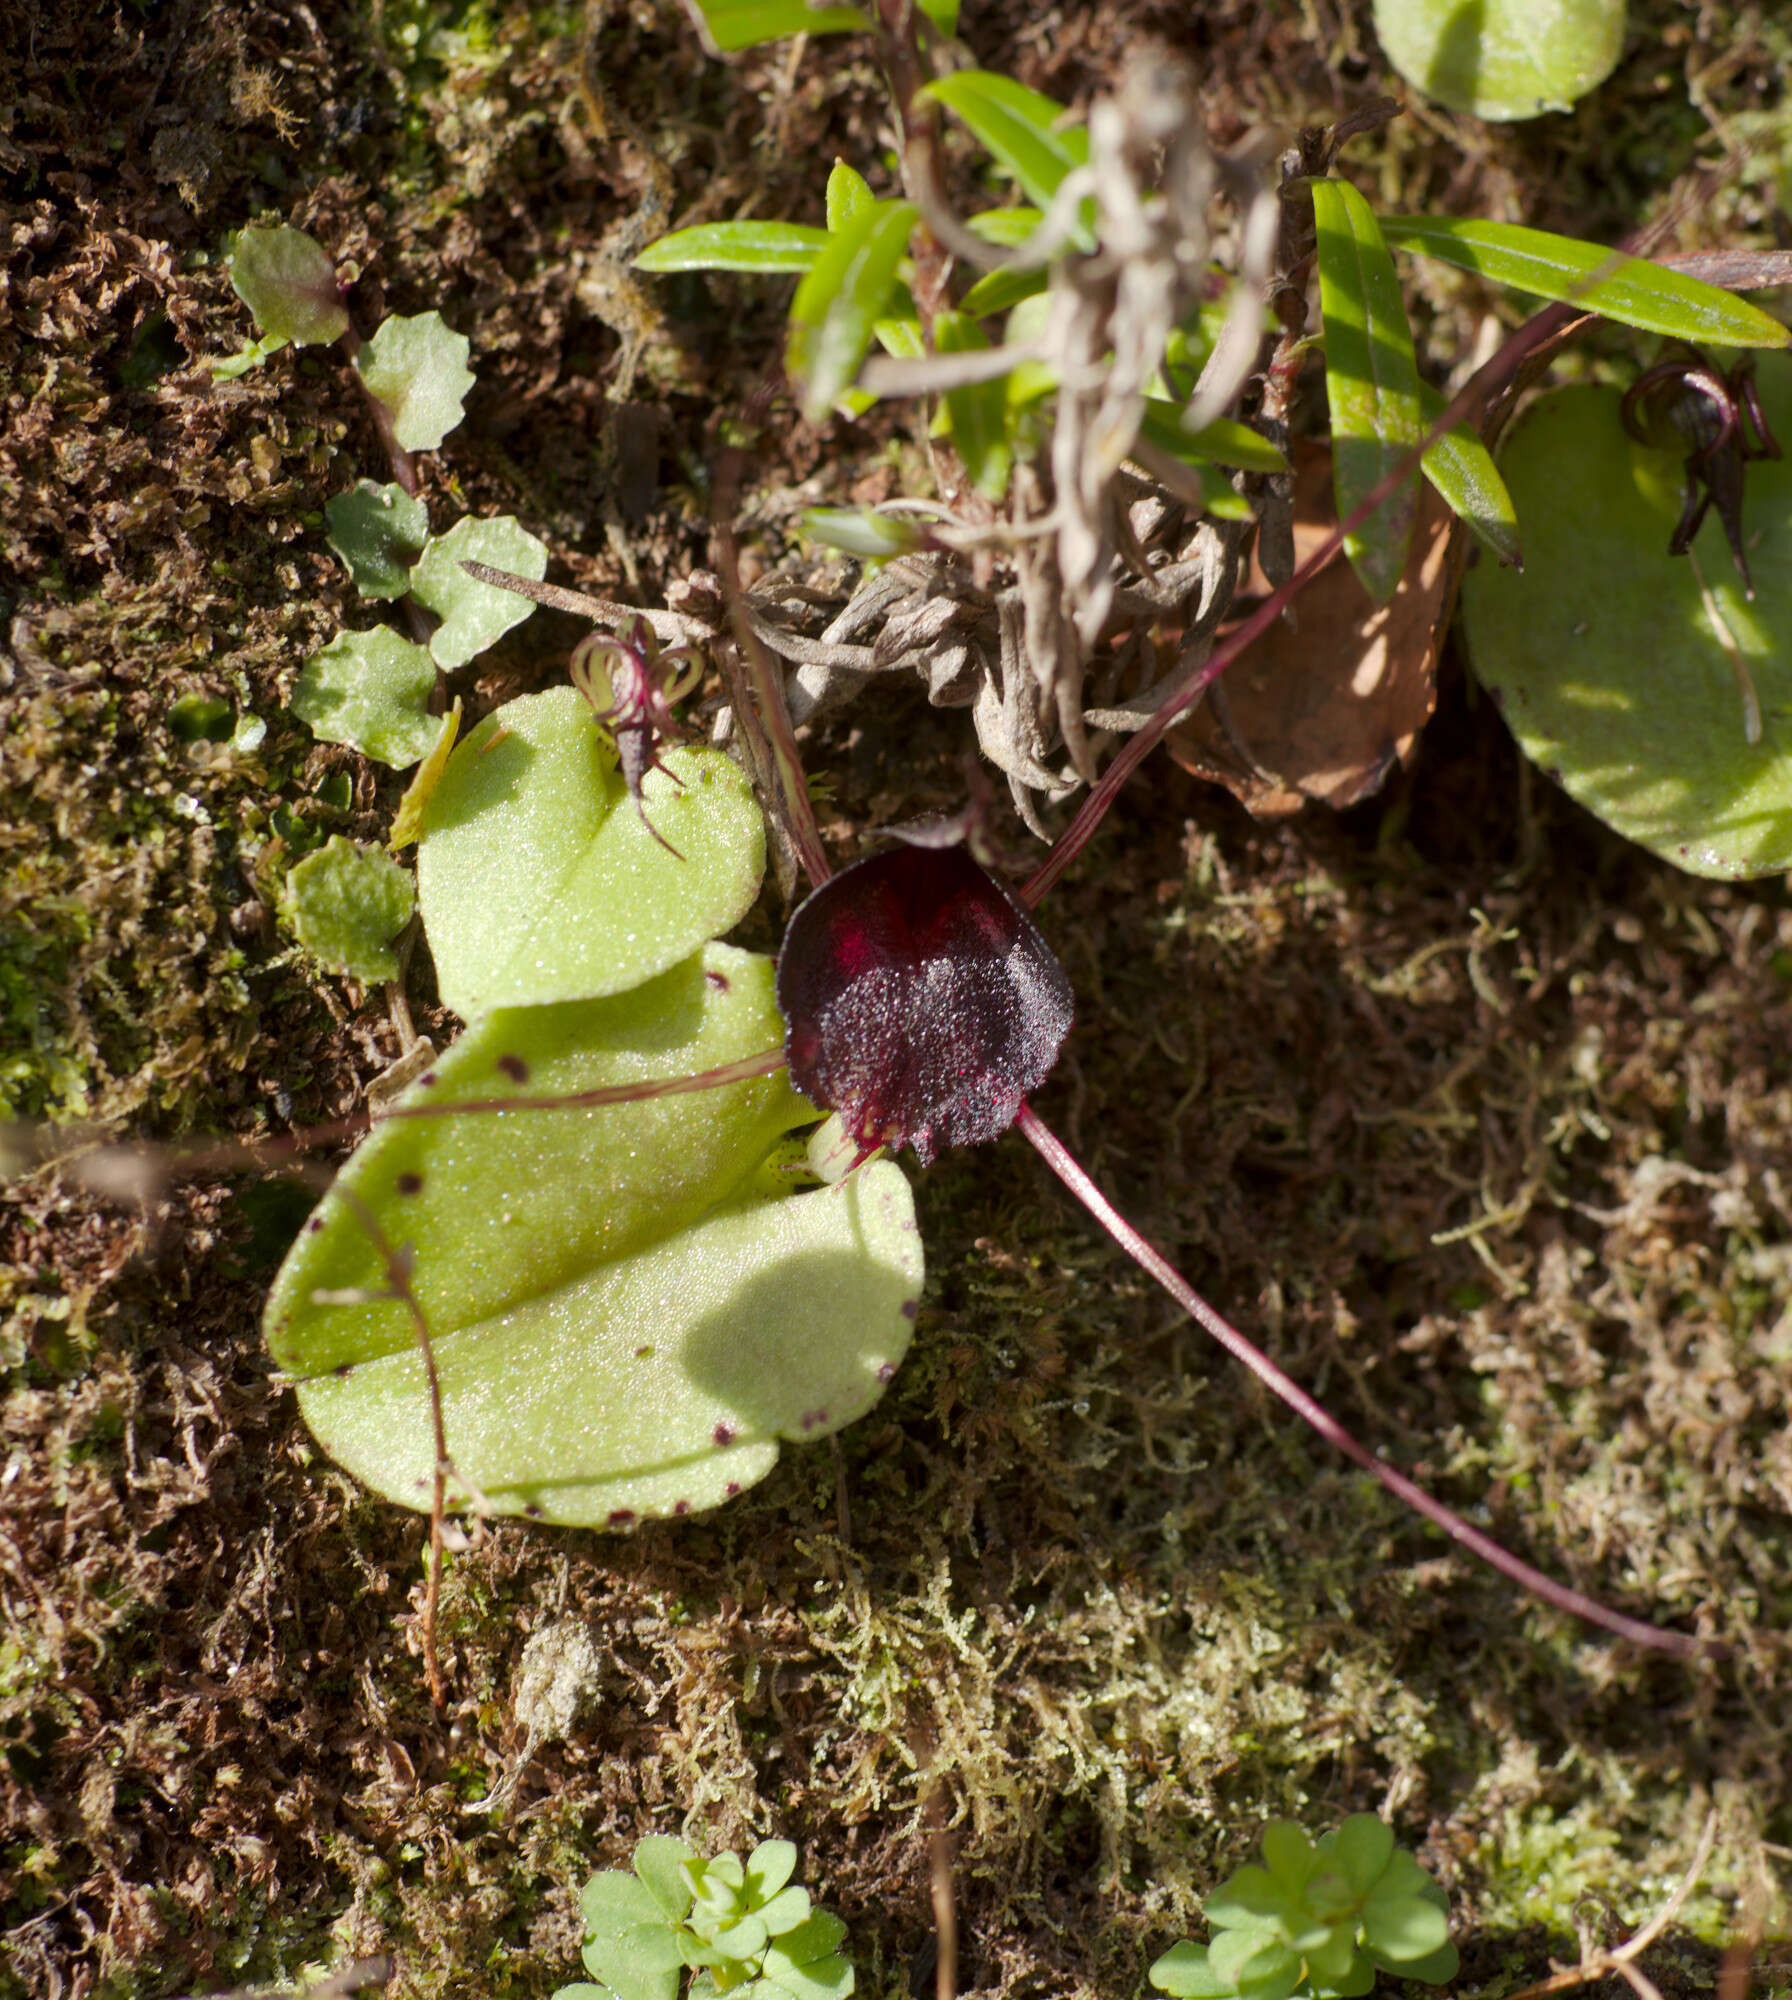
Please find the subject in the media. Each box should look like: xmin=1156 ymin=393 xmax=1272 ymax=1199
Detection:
xmin=496 ymin=1054 xmax=529 ymax=1083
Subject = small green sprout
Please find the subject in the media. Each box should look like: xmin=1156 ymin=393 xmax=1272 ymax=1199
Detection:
xmin=555 ymin=1835 xmax=855 ymax=2000
xmin=1149 ymin=1816 xmax=1458 ymax=2000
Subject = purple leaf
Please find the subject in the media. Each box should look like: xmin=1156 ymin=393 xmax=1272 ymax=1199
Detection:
xmin=775 ymin=842 xmax=1073 ymax=1165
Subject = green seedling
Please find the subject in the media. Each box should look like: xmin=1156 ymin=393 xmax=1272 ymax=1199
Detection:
xmin=1150 ymin=1816 xmax=1457 ymax=2000
xmin=1460 ymin=350 xmax=1792 ymax=878
xmin=555 ymin=1835 xmax=854 ymax=2000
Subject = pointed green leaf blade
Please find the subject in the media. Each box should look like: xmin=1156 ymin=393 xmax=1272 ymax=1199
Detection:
xmin=787 ymin=202 xmax=917 ymax=422
xmin=934 ymin=309 xmax=1012 ymax=498
xmin=1313 ymin=176 xmax=1424 ymax=604
xmin=291 ymin=628 xmax=439 ymax=768
xmin=354 ymin=311 xmax=477 ymax=451
xmin=265 ymin=947 xmax=922 ymax=1526
xmin=635 ymin=222 xmax=831 ymax=275
xmin=919 ymin=72 xmax=1088 ymax=216
xmin=416 ymin=686 xmax=765 ymax=1015
xmin=326 ymin=481 xmax=432 ymax=600
xmin=1381 ymin=216 xmax=1791 ymax=348
xmin=408 ymin=515 xmax=548 ymax=669
xmin=825 ymin=161 xmax=875 ymax=233
xmin=694 ymin=0 xmax=870 ymax=49
xmin=1417 ymin=384 xmax=1521 ymax=566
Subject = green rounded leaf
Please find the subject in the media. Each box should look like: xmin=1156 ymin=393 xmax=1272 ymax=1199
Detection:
xmin=1460 ymin=359 xmax=1792 ymax=877
xmin=264 ymin=945 xmax=922 ymax=1527
xmin=1205 ymin=1865 xmax=1287 ymax=1935
xmin=283 ymin=837 xmax=415 ymax=984
xmin=326 ymin=481 xmax=432 ymax=600
xmin=746 ymin=1842 xmax=800 ymax=1907
xmin=579 ymin=1869 xmax=687 ymax=2000
xmin=1149 ymin=1942 xmax=1230 ymax=1999
xmin=635 ymin=222 xmax=830 ymax=275
xmin=292 ymin=628 xmax=439 ymax=768
xmin=1371 ymin=1940 xmax=1459 ymax=1985
xmin=634 ymin=1836 xmax=700 ymax=1921
xmin=1371 ymin=0 xmax=1625 ymax=121
xmin=408 ymin=515 xmax=548 ymax=669
xmin=355 ymin=311 xmax=477 ymax=451
xmin=1380 ymin=216 xmax=1791 ymax=349
xmin=1359 ymin=1893 xmax=1450 ymax=1962
xmin=228 ymin=224 xmax=348 ymax=348
xmin=416 ymin=687 xmax=764 ymax=1015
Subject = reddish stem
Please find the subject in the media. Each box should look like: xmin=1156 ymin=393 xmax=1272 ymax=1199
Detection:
xmin=1014 ymin=1101 xmax=1706 ymax=1657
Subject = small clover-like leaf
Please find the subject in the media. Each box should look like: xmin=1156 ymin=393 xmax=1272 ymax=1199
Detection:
xmin=416 ymin=686 xmax=765 ymax=1016
xmin=408 ymin=515 xmax=548 ymax=669
xmin=754 ymin=1886 xmax=810 ymax=1937
xmin=760 ymin=1913 xmax=855 ymax=2000
xmin=1204 ymin=1865 xmax=1286 ymax=1935
xmin=283 ymin=837 xmax=415 ymax=984
xmin=1148 ymin=1942 xmax=1229 ymax=1999
xmin=1359 ymin=1892 xmax=1450 ymax=1963
xmin=1323 ymin=1815 xmax=1394 ymax=1898
xmin=1371 ymin=1939 xmax=1459 ymax=1985
xmin=291 ymin=628 xmax=438 ymax=769
xmin=745 ymin=1842 xmax=800 ymax=1907
xmin=355 ymin=311 xmax=477 ymax=451
xmin=326 ymin=481 xmax=432 ymax=599
xmin=634 ymin=1836 xmax=700 ymax=1922
xmin=228 ymin=224 xmax=349 ymax=348
xmin=579 ymin=1870 xmax=687 ymax=2000
xmin=1259 ymin=1821 xmax=1317 ymax=1897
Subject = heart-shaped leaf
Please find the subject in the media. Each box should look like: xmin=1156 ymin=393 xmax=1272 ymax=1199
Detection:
xmin=1459 ymin=357 xmax=1792 ymax=877
xmin=264 ymin=945 xmax=922 ymax=1527
xmin=326 ymin=481 xmax=431 ymax=600
xmin=282 ymin=836 xmax=415 ymax=983
xmin=416 ymin=686 xmax=765 ymax=1016
xmin=228 ymin=224 xmax=349 ymax=348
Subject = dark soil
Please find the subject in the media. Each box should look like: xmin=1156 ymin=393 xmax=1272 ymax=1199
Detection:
xmin=3 ymin=4 xmax=1790 ymax=1999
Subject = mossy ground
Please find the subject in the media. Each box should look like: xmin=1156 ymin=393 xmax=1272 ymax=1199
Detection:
xmin=3 ymin=3 xmax=1791 ymax=1997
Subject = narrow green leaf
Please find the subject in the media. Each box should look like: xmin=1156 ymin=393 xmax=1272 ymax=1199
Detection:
xmin=958 ymin=262 xmax=1049 ymax=319
xmin=635 ymin=221 xmax=830 ymax=275
xmin=696 ymin=0 xmax=870 ymax=50
xmin=282 ymin=837 xmax=415 ymax=984
xmin=802 ymin=507 xmax=926 ymax=559
xmin=825 ymin=161 xmax=874 ymax=232
xmin=1314 ymin=177 xmax=1425 ymax=604
xmin=934 ymin=309 xmax=1012 ymax=498
xmin=917 ymin=0 xmax=959 ymax=32
xmin=787 ymin=201 xmax=917 ymax=422
xmin=1416 ymin=384 xmax=1521 ymax=565
xmin=1381 ymin=216 xmax=1791 ymax=348
xmin=292 ymin=628 xmax=438 ymax=769
xmin=1137 ymin=401 xmax=1287 ymax=473
xmin=354 ymin=311 xmax=476 ymax=452
xmin=920 ymin=72 xmax=1089 ymax=218
xmin=966 ymin=205 xmax=1043 ymax=247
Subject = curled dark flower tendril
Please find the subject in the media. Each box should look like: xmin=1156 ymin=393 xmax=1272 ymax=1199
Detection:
xmin=569 ymin=616 xmax=704 ymax=857
xmin=1620 ymin=348 xmax=1782 ymax=597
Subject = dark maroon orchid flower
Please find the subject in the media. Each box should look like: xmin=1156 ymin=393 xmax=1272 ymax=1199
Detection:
xmin=775 ymin=838 xmax=1074 ymax=1167
xmin=1620 ymin=348 xmax=1782 ymax=597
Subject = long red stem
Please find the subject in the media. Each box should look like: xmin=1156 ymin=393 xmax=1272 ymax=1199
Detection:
xmin=1014 ymin=1101 xmax=1704 ymax=1657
